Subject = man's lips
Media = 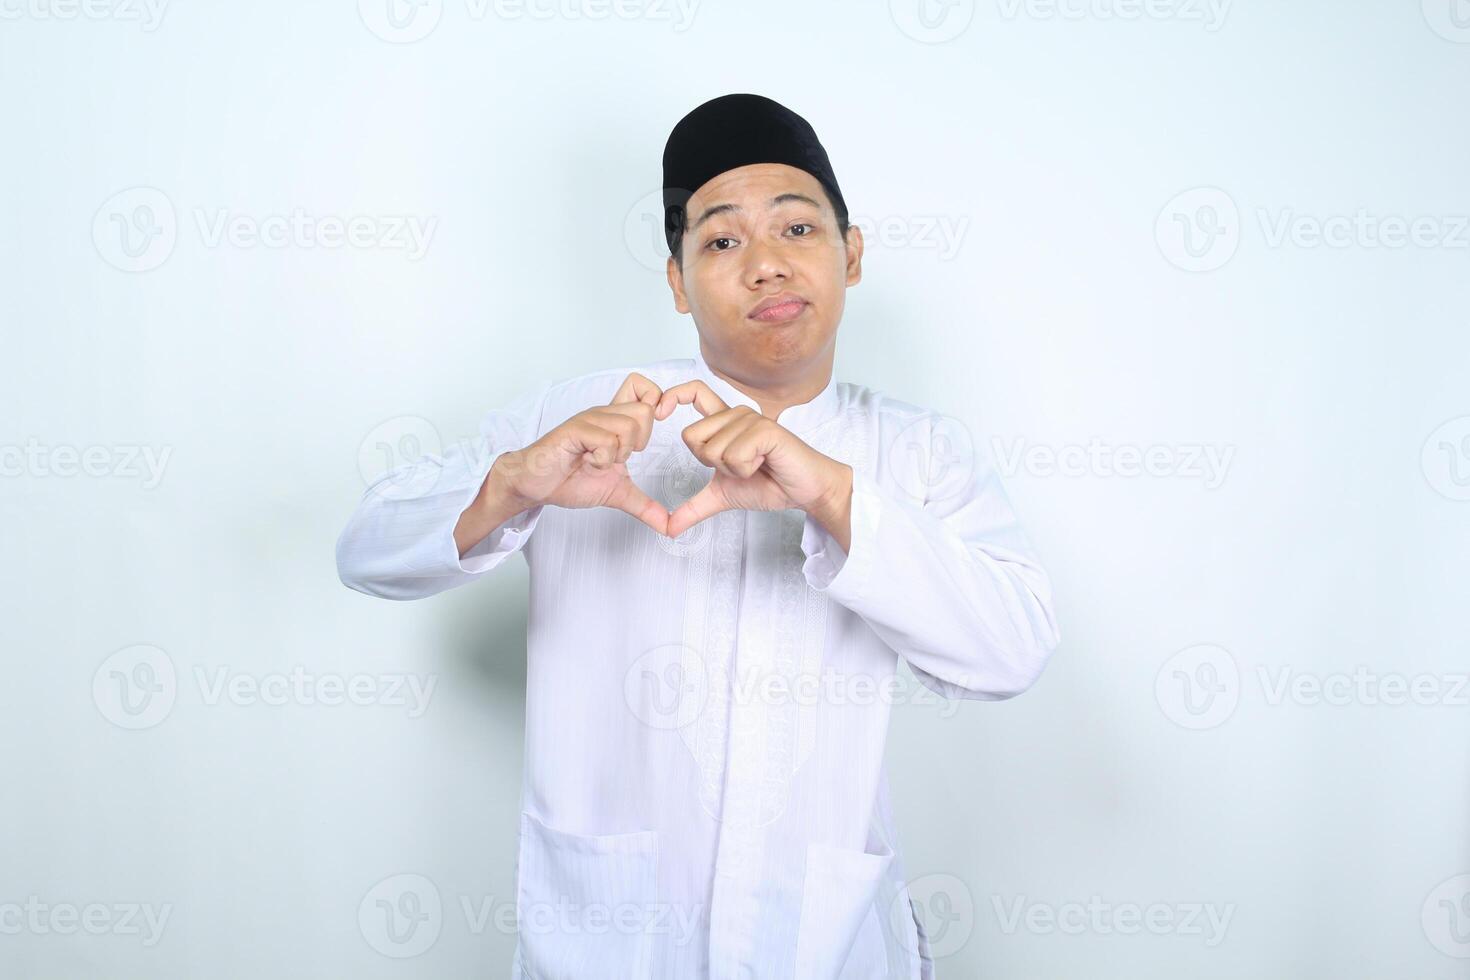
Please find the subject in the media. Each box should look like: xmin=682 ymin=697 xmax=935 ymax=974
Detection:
xmin=749 ymin=295 xmax=809 ymax=323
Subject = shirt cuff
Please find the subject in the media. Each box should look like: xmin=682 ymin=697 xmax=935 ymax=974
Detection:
xmin=429 ymin=449 xmax=545 ymax=576
xmin=799 ymin=467 xmax=880 ymax=602
xmin=455 ymin=502 xmax=545 ymax=574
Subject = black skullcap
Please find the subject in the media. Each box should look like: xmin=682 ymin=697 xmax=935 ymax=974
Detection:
xmin=662 ymin=93 xmax=847 ymax=256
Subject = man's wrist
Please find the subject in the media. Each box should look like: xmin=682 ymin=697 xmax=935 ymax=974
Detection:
xmin=454 ymin=451 xmax=538 ymax=559
xmin=806 ymin=462 xmax=854 ymax=548
xmin=482 ymin=451 xmax=536 ymax=512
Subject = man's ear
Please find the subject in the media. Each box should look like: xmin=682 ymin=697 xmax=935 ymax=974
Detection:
xmin=844 ymin=223 xmax=864 ymax=287
xmin=666 ymin=254 xmax=691 ymax=314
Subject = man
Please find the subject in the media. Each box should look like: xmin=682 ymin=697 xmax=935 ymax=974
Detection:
xmin=336 ymin=93 xmax=1060 ymax=980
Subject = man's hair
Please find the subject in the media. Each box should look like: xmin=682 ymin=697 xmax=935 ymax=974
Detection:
xmin=669 ymin=187 xmax=851 ymax=269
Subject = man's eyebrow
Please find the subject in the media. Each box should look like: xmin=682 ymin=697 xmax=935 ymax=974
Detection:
xmin=690 ymin=193 xmax=824 ymax=233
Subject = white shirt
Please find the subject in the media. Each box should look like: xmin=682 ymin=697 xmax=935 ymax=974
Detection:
xmin=335 ymin=349 xmax=1060 ymax=979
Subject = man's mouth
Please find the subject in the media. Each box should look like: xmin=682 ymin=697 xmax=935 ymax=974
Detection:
xmin=749 ymin=293 xmax=809 ymax=323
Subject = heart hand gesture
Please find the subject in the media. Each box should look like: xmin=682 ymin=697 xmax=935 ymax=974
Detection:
xmin=653 ymin=380 xmax=850 ymax=539
xmin=496 ymin=372 xmax=671 ymax=535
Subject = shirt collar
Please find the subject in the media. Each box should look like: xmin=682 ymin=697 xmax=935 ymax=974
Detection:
xmin=690 ymin=347 xmax=841 ymax=435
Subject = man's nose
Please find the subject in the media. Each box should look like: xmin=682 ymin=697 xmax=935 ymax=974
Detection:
xmin=744 ymin=228 xmax=792 ymax=286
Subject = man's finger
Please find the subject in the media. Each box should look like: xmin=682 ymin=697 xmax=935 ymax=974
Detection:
xmin=666 ymin=481 xmax=729 ymax=538
xmin=656 ymin=379 xmax=731 ymax=421
xmin=563 ymin=418 xmax=627 ymax=469
xmin=714 ymin=421 xmax=783 ymax=478
xmin=684 ymin=409 xmax=764 ymax=474
xmin=611 ymin=371 xmax=663 ymax=409
xmin=608 ymin=478 xmax=670 ymax=536
xmin=581 ymin=406 xmax=653 ymax=457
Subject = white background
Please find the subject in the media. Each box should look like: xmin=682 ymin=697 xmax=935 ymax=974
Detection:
xmin=2 ymin=0 xmax=1468 ymax=977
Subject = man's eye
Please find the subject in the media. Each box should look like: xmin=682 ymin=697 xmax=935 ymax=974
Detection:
xmin=788 ymin=223 xmax=813 ymax=237
xmin=707 ymin=237 xmax=737 ymax=251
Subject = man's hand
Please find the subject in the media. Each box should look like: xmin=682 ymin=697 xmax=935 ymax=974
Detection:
xmin=655 ymin=380 xmax=853 ymax=545
xmin=457 ymin=373 xmax=670 ymax=555
xmin=457 ymin=373 xmax=855 ymax=557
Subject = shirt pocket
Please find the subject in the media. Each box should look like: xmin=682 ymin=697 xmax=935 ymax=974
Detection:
xmin=793 ymin=838 xmax=896 ymax=979
xmin=515 ymin=809 xmax=660 ymax=980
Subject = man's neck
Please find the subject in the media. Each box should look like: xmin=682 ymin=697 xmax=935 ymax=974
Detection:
xmin=701 ymin=345 xmax=834 ymax=420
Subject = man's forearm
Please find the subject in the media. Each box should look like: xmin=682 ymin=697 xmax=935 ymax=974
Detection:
xmin=807 ymin=462 xmax=854 ymax=554
xmin=453 ymin=452 xmax=536 ymax=558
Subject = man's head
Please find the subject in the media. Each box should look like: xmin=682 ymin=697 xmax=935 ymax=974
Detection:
xmin=662 ymin=95 xmax=863 ymax=388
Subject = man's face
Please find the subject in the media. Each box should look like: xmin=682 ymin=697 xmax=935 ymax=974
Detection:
xmin=666 ymin=163 xmax=863 ymax=384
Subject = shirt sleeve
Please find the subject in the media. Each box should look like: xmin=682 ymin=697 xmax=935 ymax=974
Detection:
xmin=798 ymin=411 xmax=1060 ymax=700
xmin=335 ymin=381 xmax=553 ymax=601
